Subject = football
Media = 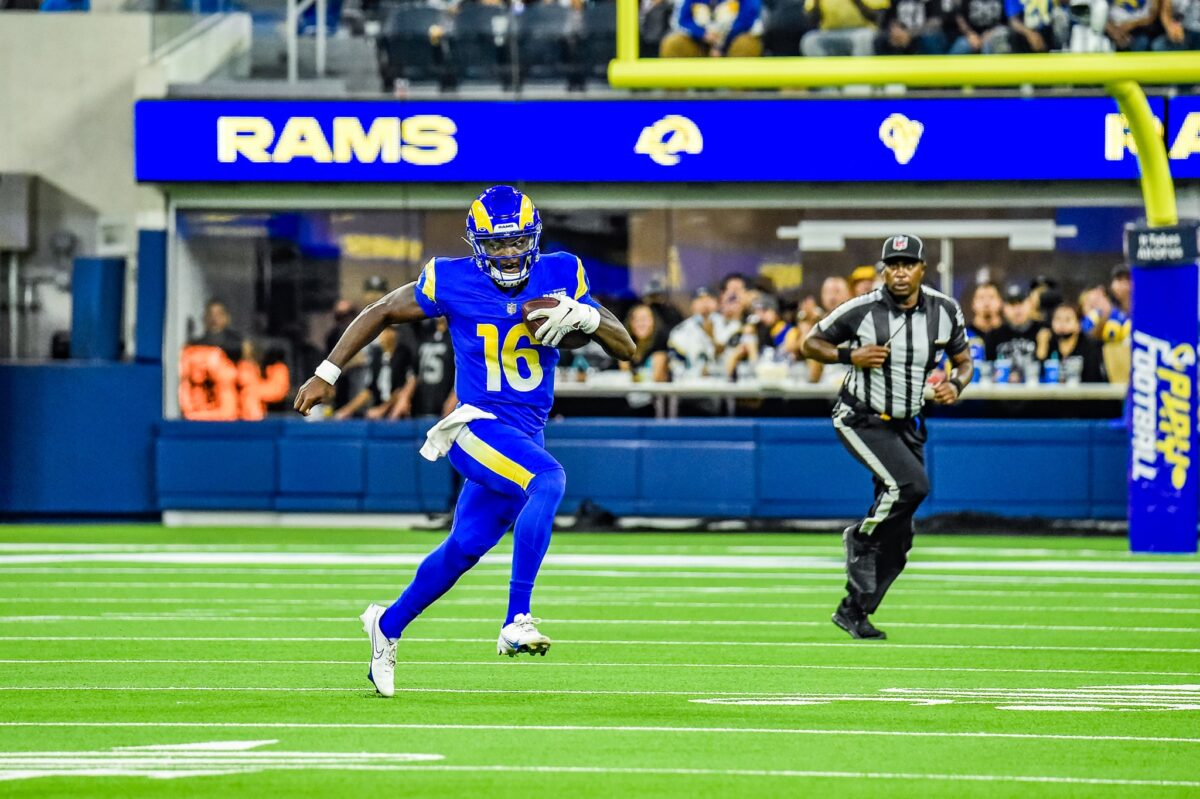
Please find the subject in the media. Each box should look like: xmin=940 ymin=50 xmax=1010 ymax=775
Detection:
xmin=521 ymin=297 xmax=594 ymax=350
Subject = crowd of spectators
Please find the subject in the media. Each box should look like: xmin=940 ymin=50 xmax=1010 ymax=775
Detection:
xmin=375 ymin=0 xmax=1199 ymax=94
xmin=181 ymin=262 xmax=1130 ymax=422
xmin=578 ymin=261 xmax=1129 ymax=397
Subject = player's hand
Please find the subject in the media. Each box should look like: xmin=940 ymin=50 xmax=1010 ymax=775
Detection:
xmin=294 ymin=376 xmax=334 ymax=416
xmin=851 ymin=345 xmax=890 ymax=369
xmin=932 ymin=381 xmax=961 ymax=405
xmin=528 ymin=296 xmax=601 ymax=347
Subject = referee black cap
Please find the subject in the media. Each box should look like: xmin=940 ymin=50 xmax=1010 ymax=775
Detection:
xmin=881 ymin=234 xmax=924 ymax=264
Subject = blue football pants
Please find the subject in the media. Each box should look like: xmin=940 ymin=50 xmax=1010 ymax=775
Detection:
xmin=379 ymin=418 xmax=566 ymax=638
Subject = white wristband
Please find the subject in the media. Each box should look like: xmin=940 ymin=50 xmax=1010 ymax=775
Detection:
xmin=579 ymin=305 xmax=601 ymax=335
xmin=315 ymin=360 xmax=342 ymax=385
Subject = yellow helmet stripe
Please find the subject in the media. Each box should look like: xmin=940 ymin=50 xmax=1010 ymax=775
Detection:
xmin=470 ymin=200 xmax=494 ymax=234
xmin=518 ymin=195 xmax=535 ymax=229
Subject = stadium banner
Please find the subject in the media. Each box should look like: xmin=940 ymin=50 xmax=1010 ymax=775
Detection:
xmin=134 ymin=96 xmax=1178 ymax=184
xmin=1166 ymin=96 xmax=1200 ymax=179
xmin=1125 ymin=220 xmax=1200 ymax=554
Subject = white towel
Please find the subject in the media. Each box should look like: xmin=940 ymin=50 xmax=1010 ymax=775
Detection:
xmin=419 ymin=404 xmax=497 ymax=462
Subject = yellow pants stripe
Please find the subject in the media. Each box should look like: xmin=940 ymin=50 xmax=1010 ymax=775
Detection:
xmin=456 ymin=428 xmax=534 ymax=491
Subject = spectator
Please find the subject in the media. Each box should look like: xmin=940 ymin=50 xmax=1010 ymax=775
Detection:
xmin=1081 ymin=265 xmax=1132 ymax=383
xmin=660 ymin=0 xmax=765 ymax=57
xmin=336 ymin=325 xmax=404 ymax=419
xmin=1106 ymin=0 xmax=1158 ymax=50
xmin=326 ymin=299 xmax=357 ymax=354
xmin=1028 ymin=275 xmax=1063 ymax=323
xmin=728 ymin=293 xmax=800 ymax=377
xmin=384 ymin=317 xmax=457 ymax=420
xmin=948 ymin=0 xmax=1008 ymax=52
xmin=642 ymin=0 xmax=677 ymax=56
xmin=968 ymin=281 xmax=1004 ymax=338
xmin=643 ymin=277 xmax=685 ymax=331
xmin=849 ymin=264 xmax=879 ymax=296
xmin=988 ymin=284 xmax=1051 ymax=382
xmin=801 ymin=0 xmax=886 ymax=56
xmin=1154 ymin=0 xmax=1200 ymax=50
xmin=714 ymin=276 xmax=749 ymax=361
xmin=992 ymin=0 xmax=1059 ymax=52
xmin=1048 ymin=303 xmax=1108 ymax=383
xmin=875 ymin=0 xmax=951 ymax=53
xmin=190 ymin=299 xmax=247 ymax=365
xmin=667 ymin=286 xmax=722 ymax=377
xmin=801 ymin=276 xmax=852 ymax=383
xmin=622 ymin=303 xmax=671 ymax=383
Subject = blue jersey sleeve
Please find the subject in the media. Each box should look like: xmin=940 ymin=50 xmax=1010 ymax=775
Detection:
xmin=569 ymin=256 xmax=602 ymax=310
xmin=414 ymin=258 xmax=446 ymax=318
xmin=725 ymin=0 xmax=761 ymax=43
xmin=675 ymin=0 xmax=708 ymax=40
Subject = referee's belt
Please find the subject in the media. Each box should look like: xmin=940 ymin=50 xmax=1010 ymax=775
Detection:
xmin=838 ymin=390 xmax=916 ymax=423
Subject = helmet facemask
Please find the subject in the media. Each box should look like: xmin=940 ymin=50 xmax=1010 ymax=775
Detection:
xmin=469 ymin=228 xmax=542 ymax=288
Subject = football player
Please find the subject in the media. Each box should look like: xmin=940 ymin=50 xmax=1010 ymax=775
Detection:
xmin=294 ymin=186 xmax=635 ymax=697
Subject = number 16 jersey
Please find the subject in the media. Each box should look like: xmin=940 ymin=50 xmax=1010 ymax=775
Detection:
xmin=413 ymin=251 xmax=601 ymax=436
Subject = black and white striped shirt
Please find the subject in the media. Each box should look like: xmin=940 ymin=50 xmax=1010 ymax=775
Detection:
xmin=813 ymin=286 xmax=969 ymax=419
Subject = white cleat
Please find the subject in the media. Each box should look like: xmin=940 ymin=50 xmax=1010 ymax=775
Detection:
xmin=359 ymin=603 xmax=397 ymax=697
xmin=497 ymin=613 xmax=552 ymax=657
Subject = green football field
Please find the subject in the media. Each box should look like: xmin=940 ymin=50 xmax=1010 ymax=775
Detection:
xmin=1 ymin=525 xmax=1198 ymax=798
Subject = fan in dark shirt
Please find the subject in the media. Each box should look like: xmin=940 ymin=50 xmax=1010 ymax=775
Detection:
xmin=1048 ymin=303 xmax=1107 ymax=383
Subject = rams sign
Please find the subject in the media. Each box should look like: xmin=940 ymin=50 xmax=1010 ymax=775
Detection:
xmin=134 ymin=97 xmax=1200 ymax=183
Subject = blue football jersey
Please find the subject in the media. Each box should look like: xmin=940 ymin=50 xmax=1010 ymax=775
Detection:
xmin=413 ymin=251 xmax=601 ymax=435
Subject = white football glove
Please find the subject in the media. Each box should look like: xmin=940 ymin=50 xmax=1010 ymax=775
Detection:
xmin=527 ymin=296 xmax=601 ymax=347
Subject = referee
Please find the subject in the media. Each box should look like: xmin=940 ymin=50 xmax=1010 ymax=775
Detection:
xmin=801 ymin=234 xmax=974 ymax=640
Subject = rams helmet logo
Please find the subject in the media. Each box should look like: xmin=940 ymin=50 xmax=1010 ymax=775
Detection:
xmin=879 ymin=114 xmax=924 ymax=166
xmin=635 ymin=115 xmax=704 ymax=167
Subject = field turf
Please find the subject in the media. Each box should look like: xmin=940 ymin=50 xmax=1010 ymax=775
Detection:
xmin=0 ymin=525 xmax=1198 ymax=797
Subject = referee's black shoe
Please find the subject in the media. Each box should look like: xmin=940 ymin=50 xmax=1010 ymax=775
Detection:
xmin=832 ymin=598 xmax=887 ymax=640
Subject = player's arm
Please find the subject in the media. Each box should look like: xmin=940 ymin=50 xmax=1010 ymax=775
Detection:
xmin=294 ymin=283 xmax=429 ymax=416
xmin=591 ymin=305 xmax=637 ymax=361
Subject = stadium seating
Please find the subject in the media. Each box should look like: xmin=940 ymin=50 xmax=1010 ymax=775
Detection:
xmin=449 ymin=2 xmax=509 ymax=85
xmin=376 ymin=4 xmax=453 ymax=90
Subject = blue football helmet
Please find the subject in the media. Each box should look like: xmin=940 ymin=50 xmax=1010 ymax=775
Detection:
xmin=465 ymin=185 xmax=542 ymax=287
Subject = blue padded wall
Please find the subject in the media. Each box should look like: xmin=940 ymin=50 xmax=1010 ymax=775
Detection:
xmin=0 ymin=363 xmax=161 ymax=514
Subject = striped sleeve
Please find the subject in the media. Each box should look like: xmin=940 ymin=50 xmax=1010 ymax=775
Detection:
xmin=414 ymin=258 xmax=445 ymax=318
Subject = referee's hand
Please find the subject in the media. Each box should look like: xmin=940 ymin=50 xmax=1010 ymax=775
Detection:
xmin=851 ymin=345 xmax=890 ymax=369
xmin=932 ymin=381 xmax=961 ymax=405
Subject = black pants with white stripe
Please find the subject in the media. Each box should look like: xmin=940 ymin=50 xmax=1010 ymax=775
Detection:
xmin=832 ymin=401 xmax=930 ymax=614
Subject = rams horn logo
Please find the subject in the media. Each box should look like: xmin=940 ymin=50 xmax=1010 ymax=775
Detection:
xmin=879 ymin=114 xmax=924 ymax=165
xmin=635 ymin=115 xmax=704 ymax=167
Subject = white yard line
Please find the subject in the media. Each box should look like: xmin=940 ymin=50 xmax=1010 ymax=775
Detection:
xmin=0 ymin=596 xmax=1198 ymax=616
xmin=2 ymin=659 xmax=1197 ymax=678
xmin=0 ymin=615 xmax=1194 ymax=634
xmin=1 ymin=568 xmax=1198 ymax=587
xmin=0 ymin=636 xmax=1197 ymax=653
xmin=0 ymin=721 xmax=1197 ymax=746
xmin=1 ymin=552 xmax=1197 ymax=575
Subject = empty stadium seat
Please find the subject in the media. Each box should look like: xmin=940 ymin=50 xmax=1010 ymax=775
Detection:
xmin=376 ymin=4 xmax=452 ymax=90
xmin=580 ymin=2 xmax=616 ymax=82
xmin=514 ymin=2 xmax=575 ymax=87
xmin=449 ymin=3 xmax=510 ymax=84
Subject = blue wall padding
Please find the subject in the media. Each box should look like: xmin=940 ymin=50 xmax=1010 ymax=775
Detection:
xmin=0 ymin=366 xmax=1130 ymax=522
xmin=153 ymin=417 xmax=1129 ymax=520
xmin=0 ymin=364 xmax=160 ymax=513
xmin=70 ymin=257 xmax=125 ymax=361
